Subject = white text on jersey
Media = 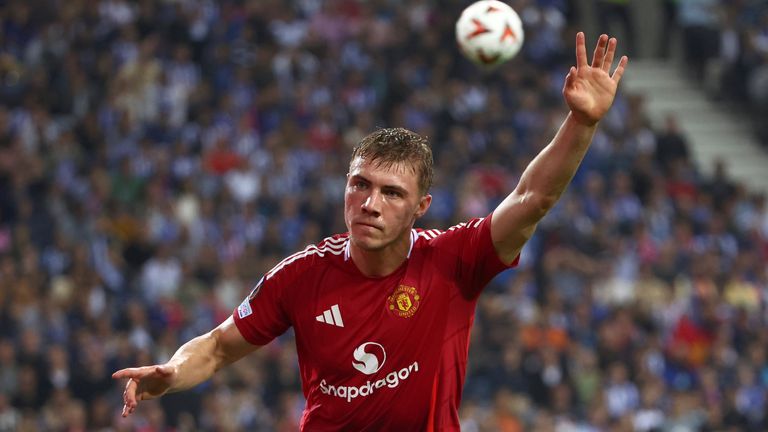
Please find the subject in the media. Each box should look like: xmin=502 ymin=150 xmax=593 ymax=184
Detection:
xmin=319 ymin=361 xmax=419 ymax=403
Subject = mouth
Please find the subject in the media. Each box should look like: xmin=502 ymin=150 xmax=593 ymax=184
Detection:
xmin=354 ymin=221 xmax=382 ymax=231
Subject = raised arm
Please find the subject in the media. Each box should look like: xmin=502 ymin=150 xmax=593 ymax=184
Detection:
xmin=491 ymin=32 xmax=628 ymax=263
xmin=112 ymin=316 xmax=258 ymax=417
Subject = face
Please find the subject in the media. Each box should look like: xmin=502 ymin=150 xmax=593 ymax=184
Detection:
xmin=344 ymin=157 xmax=431 ymax=252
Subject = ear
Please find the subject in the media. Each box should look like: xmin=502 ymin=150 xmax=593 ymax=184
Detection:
xmin=414 ymin=194 xmax=432 ymax=218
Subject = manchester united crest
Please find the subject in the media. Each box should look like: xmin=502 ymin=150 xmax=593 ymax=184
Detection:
xmin=387 ymin=285 xmax=420 ymax=318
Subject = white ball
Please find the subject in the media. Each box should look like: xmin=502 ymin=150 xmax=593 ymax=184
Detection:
xmin=455 ymin=0 xmax=524 ymax=68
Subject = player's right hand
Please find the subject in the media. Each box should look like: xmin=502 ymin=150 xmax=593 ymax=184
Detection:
xmin=112 ymin=364 xmax=176 ymax=417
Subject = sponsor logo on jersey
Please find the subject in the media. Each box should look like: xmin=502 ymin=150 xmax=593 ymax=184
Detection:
xmin=352 ymin=342 xmax=386 ymax=374
xmin=387 ymin=285 xmax=420 ymax=318
xmin=319 ymin=361 xmax=419 ymax=403
xmin=319 ymin=341 xmax=419 ymax=402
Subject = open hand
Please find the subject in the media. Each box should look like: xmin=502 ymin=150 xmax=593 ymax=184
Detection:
xmin=563 ymin=32 xmax=628 ymax=126
xmin=112 ymin=364 xmax=176 ymax=417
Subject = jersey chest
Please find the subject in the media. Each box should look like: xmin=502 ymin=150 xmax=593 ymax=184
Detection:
xmin=290 ymin=262 xmax=449 ymax=379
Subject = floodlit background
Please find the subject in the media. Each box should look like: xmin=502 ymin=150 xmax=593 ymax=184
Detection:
xmin=0 ymin=0 xmax=767 ymax=430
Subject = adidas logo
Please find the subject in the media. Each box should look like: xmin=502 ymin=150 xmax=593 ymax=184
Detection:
xmin=316 ymin=304 xmax=344 ymax=327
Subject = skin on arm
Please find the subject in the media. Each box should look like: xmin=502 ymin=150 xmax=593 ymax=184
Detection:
xmin=112 ymin=316 xmax=259 ymax=417
xmin=491 ymin=32 xmax=628 ymax=263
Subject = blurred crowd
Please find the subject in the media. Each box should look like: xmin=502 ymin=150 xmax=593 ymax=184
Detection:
xmin=0 ymin=0 xmax=767 ymax=431
xmin=671 ymin=0 xmax=768 ymax=145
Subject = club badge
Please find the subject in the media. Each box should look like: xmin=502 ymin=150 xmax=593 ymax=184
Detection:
xmin=387 ymin=285 xmax=420 ymax=318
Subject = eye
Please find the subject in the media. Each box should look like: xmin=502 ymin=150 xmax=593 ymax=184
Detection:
xmin=353 ymin=180 xmax=368 ymax=190
xmin=384 ymin=189 xmax=403 ymax=198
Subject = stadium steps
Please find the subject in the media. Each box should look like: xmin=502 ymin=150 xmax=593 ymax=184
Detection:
xmin=621 ymin=60 xmax=768 ymax=195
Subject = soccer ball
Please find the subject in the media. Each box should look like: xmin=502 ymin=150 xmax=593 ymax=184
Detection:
xmin=455 ymin=0 xmax=524 ymax=67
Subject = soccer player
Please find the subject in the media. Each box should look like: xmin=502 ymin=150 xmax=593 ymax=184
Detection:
xmin=113 ymin=33 xmax=628 ymax=430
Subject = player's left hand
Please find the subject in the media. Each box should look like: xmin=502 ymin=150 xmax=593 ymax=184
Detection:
xmin=563 ymin=32 xmax=628 ymax=126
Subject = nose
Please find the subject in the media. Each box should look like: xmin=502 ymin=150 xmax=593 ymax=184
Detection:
xmin=361 ymin=190 xmax=382 ymax=216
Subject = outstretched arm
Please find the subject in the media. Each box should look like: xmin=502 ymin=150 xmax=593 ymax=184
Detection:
xmin=491 ymin=32 xmax=628 ymax=263
xmin=112 ymin=316 xmax=258 ymax=417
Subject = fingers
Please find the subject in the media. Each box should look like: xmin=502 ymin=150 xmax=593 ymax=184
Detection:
xmin=602 ymin=38 xmax=617 ymax=72
xmin=591 ymin=34 xmax=609 ymax=69
xmin=575 ymin=32 xmax=587 ymax=70
xmin=612 ymin=55 xmax=629 ymax=83
xmin=122 ymin=377 xmax=139 ymax=417
xmin=115 ymin=364 xmax=175 ymax=417
xmin=112 ymin=365 xmax=163 ymax=380
xmin=573 ymin=32 xmax=627 ymax=79
xmin=114 ymin=365 xmax=173 ymax=418
xmin=113 ymin=367 xmax=146 ymax=380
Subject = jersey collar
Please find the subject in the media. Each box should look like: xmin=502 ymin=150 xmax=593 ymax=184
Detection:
xmin=344 ymin=229 xmax=417 ymax=261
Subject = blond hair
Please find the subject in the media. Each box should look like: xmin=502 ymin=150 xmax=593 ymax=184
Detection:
xmin=350 ymin=128 xmax=434 ymax=195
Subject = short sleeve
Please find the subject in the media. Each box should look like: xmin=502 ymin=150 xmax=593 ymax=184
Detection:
xmin=431 ymin=212 xmax=518 ymax=298
xmin=233 ymin=273 xmax=292 ymax=346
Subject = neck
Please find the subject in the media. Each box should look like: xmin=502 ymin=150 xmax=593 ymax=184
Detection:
xmin=349 ymin=231 xmax=412 ymax=277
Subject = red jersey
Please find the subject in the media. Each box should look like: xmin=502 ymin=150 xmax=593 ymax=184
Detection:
xmin=233 ymin=215 xmax=517 ymax=431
